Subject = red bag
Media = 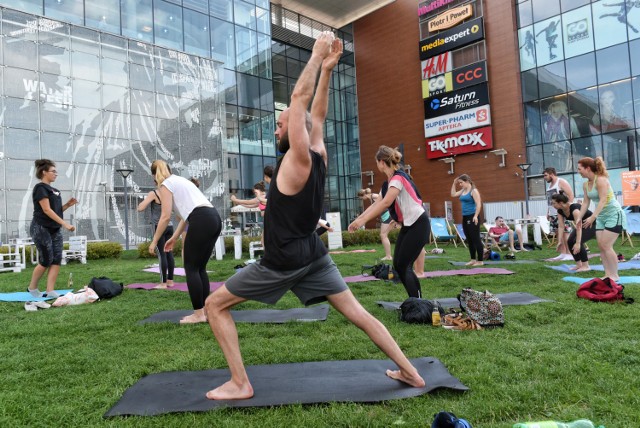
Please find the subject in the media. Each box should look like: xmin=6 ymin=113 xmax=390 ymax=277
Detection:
xmin=576 ymin=278 xmax=633 ymax=303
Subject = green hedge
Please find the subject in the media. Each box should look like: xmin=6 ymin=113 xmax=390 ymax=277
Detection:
xmin=138 ymin=240 xmax=183 ymax=259
xmin=0 ymin=241 xmax=122 ymax=260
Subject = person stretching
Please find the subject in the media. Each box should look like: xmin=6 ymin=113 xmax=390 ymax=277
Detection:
xmin=551 ymin=193 xmax=595 ymax=272
xmin=138 ymin=186 xmax=175 ymax=288
xmin=204 ymin=32 xmax=424 ymax=400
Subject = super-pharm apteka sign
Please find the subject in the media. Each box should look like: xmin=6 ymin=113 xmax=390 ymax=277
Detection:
xmin=419 ymin=17 xmax=484 ymax=60
xmin=425 ymin=125 xmax=493 ymax=159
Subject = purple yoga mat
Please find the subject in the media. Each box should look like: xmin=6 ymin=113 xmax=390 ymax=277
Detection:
xmin=126 ymin=282 xmax=224 ymax=292
xmin=343 ymin=267 xmax=514 ymax=283
xmin=143 ymin=267 xmax=187 ymax=276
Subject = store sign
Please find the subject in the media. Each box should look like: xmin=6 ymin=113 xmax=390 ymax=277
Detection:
xmin=428 ymin=5 xmax=473 ymax=32
xmin=422 ymin=72 xmax=453 ymax=98
xmin=452 ymin=61 xmax=487 ymax=90
xmin=424 ymin=83 xmax=489 ymax=119
xmin=421 ymin=51 xmax=452 ymax=80
xmin=420 ymin=17 xmax=483 ymax=61
xmin=622 ymin=171 xmax=640 ymax=206
xmin=418 ymin=0 xmax=456 ymax=17
xmin=424 ymin=104 xmax=491 ymax=138
xmin=425 ymin=126 xmax=493 ymax=159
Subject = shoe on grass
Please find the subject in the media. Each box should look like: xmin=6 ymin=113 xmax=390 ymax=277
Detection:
xmin=43 ymin=291 xmax=59 ymax=299
xmin=24 ymin=302 xmax=38 ymax=312
xmin=27 ymin=288 xmax=42 ymax=298
xmin=32 ymin=301 xmax=51 ymax=309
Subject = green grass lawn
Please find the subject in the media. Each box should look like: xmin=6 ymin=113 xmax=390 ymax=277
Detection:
xmin=1 ymin=241 xmax=639 ymax=427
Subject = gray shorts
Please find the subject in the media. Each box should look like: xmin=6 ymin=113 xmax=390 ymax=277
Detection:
xmin=225 ymin=254 xmax=348 ymax=306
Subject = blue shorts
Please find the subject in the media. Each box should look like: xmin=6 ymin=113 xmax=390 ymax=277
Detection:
xmin=498 ymin=233 xmax=518 ymax=243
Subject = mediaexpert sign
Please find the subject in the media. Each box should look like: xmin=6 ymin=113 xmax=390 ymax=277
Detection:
xmin=423 ymin=83 xmax=489 ymax=119
xmin=419 ymin=17 xmax=484 ymax=60
xmin=421 ymin=51 xmax=452 ymax=80
xmin=428 ymin=5 xmax=473 ymax=32
xmin=424 ymin=104 xmax=491 ymax=138
xmin=425 ymin=126 xmax=493 ymax=159
xmin=452 ymin=61 xmax=487 ymax=91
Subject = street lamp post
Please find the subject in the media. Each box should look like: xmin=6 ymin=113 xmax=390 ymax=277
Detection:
xmin=116 ymin=166 xmax=134 ymax=250
xmin=517 ymin=163 xmax=532 ymax=217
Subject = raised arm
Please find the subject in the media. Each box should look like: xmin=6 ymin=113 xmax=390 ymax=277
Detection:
xmin=230 ymin=194 xmax=259 ymax=208
xmin=451 ymin=179 xmax=463 ymax=197
xmin=137 ymin=191 xmax=158 ymax=212
xmin=348 ymin=187 xmax=399 ymax=232
xmin=559 ymin=179 xmax=574 ymax=203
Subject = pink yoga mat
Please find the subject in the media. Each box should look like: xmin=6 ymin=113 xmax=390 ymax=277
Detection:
xmin=329 ymin=249 xmax=377 ymax=254
xmin=343 ymin=267 xmax=514 ymax=283
xmin=127 ymin=282 xmax=224 ymax=292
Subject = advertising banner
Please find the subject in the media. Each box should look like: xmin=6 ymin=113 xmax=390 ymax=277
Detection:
xmin=622 ymin=171 xmax=640 ymax=206
xmin=421 ymin=51 xmax=452 ymax=80
xmin=425 ymin=126 xmax=493 ymax=159
xmin=452 ymin=61 xmax=487 ymax=91
xmin=428 ymin=4 xmax=473 ymax=33
xmin=419 ymin=17 xmax=484 ymax=60
xmin=422 ymin=72 xmax=453 ymax=98
xmin=418 ymin=0 xmax=456 ymax=18
xmin=424 ymin=82 xmax=489 ymax=119
xmin=424 ymin=104 xmax=491 ymax=138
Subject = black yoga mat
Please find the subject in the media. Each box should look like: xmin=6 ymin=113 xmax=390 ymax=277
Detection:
xmin=138 ymin=305 xmax=330 ymax=324
xmin=104 ymin=357 xmax=468 ymax=417
xmin=376 ymin=292 xmax=554 ymax=311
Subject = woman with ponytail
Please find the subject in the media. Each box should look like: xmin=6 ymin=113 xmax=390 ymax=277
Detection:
xmin=577 ymin=156 xmax=626 ymax=281
xmin=149 ymin=160 xmax=222 ymax=323
xmin=451 ymin=174 xmax=484 ymax=266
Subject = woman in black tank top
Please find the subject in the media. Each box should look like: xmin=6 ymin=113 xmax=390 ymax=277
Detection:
xmin=551 ymin=193 xmax=595 ymax=271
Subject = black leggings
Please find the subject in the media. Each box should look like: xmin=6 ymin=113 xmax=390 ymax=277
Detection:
xmin=393 ymin=213 xmax=430 ymax=299
xmin=462 ymin=215 xmax=484 ymax=260
xmin=155 ymin=224 xmax=175 ymax=283
xmin=568 ymin=224 xmax=596 ymax=263
xmin=184 ymin=207 xmax=222 ymax=310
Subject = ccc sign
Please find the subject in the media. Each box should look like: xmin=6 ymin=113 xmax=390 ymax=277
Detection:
xmin=422 ymin=73 xmax=453 ymax=98
xmin=452 ymin=61 xmax=487 ymax=91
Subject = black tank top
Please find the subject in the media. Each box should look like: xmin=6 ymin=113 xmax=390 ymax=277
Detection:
xmin=261 ymin=150 xmax=328 ymax=270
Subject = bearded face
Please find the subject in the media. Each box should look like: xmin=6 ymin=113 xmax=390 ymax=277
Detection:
xmin=277 ymin=130 xmax=290 ymax=153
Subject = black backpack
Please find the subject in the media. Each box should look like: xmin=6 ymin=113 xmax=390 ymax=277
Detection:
xmin=89 ymin=277 xmax=124 ymax=299
xmin=399 ymin=297 xmax=445 ymax=324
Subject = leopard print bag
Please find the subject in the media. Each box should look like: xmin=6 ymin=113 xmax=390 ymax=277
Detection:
xmin=458 ymin=288 xmax=504 ymax=328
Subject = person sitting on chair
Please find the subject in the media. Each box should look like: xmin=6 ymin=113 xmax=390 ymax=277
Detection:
xmin=488 ymin=217 xmax=526 ymax=253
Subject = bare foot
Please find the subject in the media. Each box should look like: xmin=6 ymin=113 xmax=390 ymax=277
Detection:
xmin=381 ymin=256 xmax=393 ymax=261
xmin=166 ymin=281 xmax=175 ymax=288
xmin=465 ymin=260 xmax=476 ymax=266
xmin=569 ymin=266 xmax=579 ymax=271
xmin=154 ymin=283 xmax=168 ymax=289
xmin=206 ymin=380 xmax=254 ymax=400
xmin=575 ymin=267 xmax=591 ymax=272
xmin=415 ymin=271 xmax=424 ymax=277
xmin=179 ymin=313 xmax=207 ymax=324
xmin=472 ymin=261 xmax=484 ymax=267
xmin=386 ymin=369 xmax=426 ymax=388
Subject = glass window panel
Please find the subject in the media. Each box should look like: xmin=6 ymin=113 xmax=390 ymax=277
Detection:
xmin=518 ymin=0 xmax=533 ymax=27
xmin=596 ymin=43 xmax=631 ymax=84
xmin=257 ymin=32 xmax=271 ymax=79
xmin=534 ymin=16 xmax=564 ymax=66
xmin=101 ymin=58 xmax=129 ymax=87
xmin=37 ymin=19 xmax=70 ymax=49
xmin=594 ymin=81 xmax=634 ymax=134
xmin=572 ymin=136 xmax=602 ymax=164
xmin=234 ymin=1 xmax=256 ymax=30
xmin=592 ymin=0 xmax=629 ymax=50
xmin=72 ymin=107 xmax=103 ymax=136
xmin=210 ymin=0 xmax=233 ymax=21
xmin=259 ymin=77 xmax=273 ymax=111
xmin=70 ymin=26 xmax=100 ymax=54
xmin=603 ymin=131 xmax=631 ymax=168
xmin=518 ymin=25 xmax=537 ymax=70
xmin=561 ymin=0 xmax=590 ymax=11
xmin=256 ymin=0 xmax=268 ymax=9
xmin=184 ymin=0 xmax=209 ymax=14
xmin=538 ymin=61 xmax=567 ymax=98
xmin=541 ymin=95 xmax=577 ymax=142
xmin=543 ymin=140 xmax=573 ymax=173
xmin=39 ymin=73 xmax=72 ymax=110
xmin=239 ymin=154 xmax=265 ymax=191
xmin=39 ymin=43 xmax=70 ymax=76
xmin=236 ymin=26 xmax=258 ymax=74
xmin=44 ymin=0 xmax=83 ymax=25
xmin=41 ymin=131 xmax=73 ymax=162
xmin=3 ymin=37 xmax=38 ymax=70
xmin=222 ymin=68 xmax=237 ymax=104
xmin=532 ymin=0 xmax=561 ymax=23
xmin=101 ymin=33 xmax=128 ymax=60
xmin=629 ymin=3 xmax=640 ymax=41
xmin=154 ymin=1 xmax=183 ymax=51
xmin=121 ymin=0 xmax=154 ymax=43
xmin=237 ymin=72 xmax=260 ymax=109
xmin=210 ymin=17 xmax=235 ymax=68
xmin=630 ymin=39 xmax=640 ymax=76
xmin=155 ymin=72 xmax=179 ymax=96
xmin=102 ymin=85 xmax=129 ymax=113
xmin=562 ymin=5 xmax=594 ymax=58
xmin=5 ymin=161 xmax=38 ymax=190
xmin=129 ymin=63 xmax=155 ymax=91
xmin=131 ymin=114 xmax=156 ymax=141
xmin=131 ymin=89 xmax=156 ymax=116
xmin=184 ymin=8 xmax=210 ymax=58
xmin=526 ymin=145 xmax=545 ymax=178
xmin=632 ymin=76 xmax=640 ymax=128
xmin=286 ymin=57 xmax=301 ymax=78
xmin=85 ymin=0 xmax=121 ymax=34
xmin=272 ymin=74 xmax=287 ymax=105
xmin=156 ymin=93 xmax=180 ymax=119
xmin=1 ymin=0 xmax=42 ymax=15
xmin=568 ymin=87 xmax=599 ymax=137
xmin=256 ymin=6 xmax=270 ymax=35
xmin=4 ymin=128 xmax=39 ymax=160
xmin=4 ymin=97 xmax=39 ymax=129
xmin=272 ymin=54 xmax=286 ymax=75
xmin=4 ymin=67 xmax=38 ymax=99
xmin=225 ymin=104 xmax=239 ymax=153
xmin=104 ymin=112 xmax=131 ymax=139
xmin=238 ymin=108 xmax=261 ymax=155
xmin=565 ymin=52 xmax=596 ymax=90
xmin=72 ymin=51 xmax=100 ymax=81
xmin=261 ymin=112 xmax=275 ymax=157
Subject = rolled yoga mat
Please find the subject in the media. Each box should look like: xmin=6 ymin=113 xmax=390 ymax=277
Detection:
xmin=139 ymin=305 xmax=330 ymax=324
xmin=104 ymin=357 xmax=468 ymax=417
xmin=376 ymin=292 xmax=554 ymax=311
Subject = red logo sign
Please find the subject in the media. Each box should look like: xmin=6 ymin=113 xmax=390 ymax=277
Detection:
xmin=421 ymin=51 xmax=452 ymax=80
xmin=452 ymin=61 xmax=487 ymax=90
xmin=425 ymin=126 xmax=493 ymax=159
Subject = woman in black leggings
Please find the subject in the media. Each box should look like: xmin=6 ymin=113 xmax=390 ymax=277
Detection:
xmin=451 ymin=174 xmax=484 ymax=266
xmin=149 ymin=160 xmax=221 ymax=324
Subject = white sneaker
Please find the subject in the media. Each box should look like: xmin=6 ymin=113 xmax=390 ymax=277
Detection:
xmin=32 ymin=301 xmax=51 ymax=309
xmin=24 ymin=302 xmax=38 ymax=312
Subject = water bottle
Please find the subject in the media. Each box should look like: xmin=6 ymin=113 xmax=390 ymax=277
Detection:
xmin=513 ymin=419 xmax=600 ymax=428
xmin=431 ymin=307 xmax=441 ymax=326
xmin=68 ymin=272 xmax=73 ymax=289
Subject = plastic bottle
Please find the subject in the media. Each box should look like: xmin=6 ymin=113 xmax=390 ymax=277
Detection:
xmin=512 ymin=419 xmax=599 ymax=428
xmin=431 ymin=306 xmax=441 ymax=326
xmin=68 ymin=272 xmax=73 ymax=289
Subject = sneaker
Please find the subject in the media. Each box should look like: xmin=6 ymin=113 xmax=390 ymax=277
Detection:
xmin=43 ymin=291 xmax=59 ymax=299
xmin=24 ymin=302 xmax=38 ymax=312
xmin=32 ymin=301 xmax=51 ymax=309
xmin=27 ymin=288 xmax=42 ymax=298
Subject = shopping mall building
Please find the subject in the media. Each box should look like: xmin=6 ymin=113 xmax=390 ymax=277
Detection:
xmin=0 ymin=0 xmax=638 ymax=244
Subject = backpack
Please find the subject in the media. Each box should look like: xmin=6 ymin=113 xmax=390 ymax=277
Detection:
xmin=576 ymin=277 xmax=634 ymax=303
xmin=431 ymin=411 xmax=473 ymax=428
xmin=399 ymin=297 xmax=445 ymax=324
xmin=88 ymin=276 xmax=124 ymax=300
xmin=458 ymin=288 xmax=504 ymax=327
xmin=365 ymin=263 xmax=398 ymax=281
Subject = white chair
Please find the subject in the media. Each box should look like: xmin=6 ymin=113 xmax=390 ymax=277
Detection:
xmin=536 ymin=216 xmax=556 ymax=247
xmin=61 ymin=236 xmax=87 ymax=265
xmin=249 ymin=241 xmax=264 ymax=259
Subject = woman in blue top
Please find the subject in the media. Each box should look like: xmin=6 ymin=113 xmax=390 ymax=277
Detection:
xmin=577 ymin=156 xmax=626 ymax=281
xmin=451 ymin=174 xmax=484 ymax=266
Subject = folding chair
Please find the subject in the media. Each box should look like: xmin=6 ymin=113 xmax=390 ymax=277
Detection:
xmin=536 ymin=216 xmax=556 ymax=247
xmin=451 ymin=222 xmax=468 ymax=248
xmin=61 ymin=236 xmax=87 ymax=265
xmin=430 ymin=217 xmax=457 ymax=248
xmin=621 ymin=212 xmax=640 ymax=247
xmin=483 ymin=223 xmax=508 ymax=252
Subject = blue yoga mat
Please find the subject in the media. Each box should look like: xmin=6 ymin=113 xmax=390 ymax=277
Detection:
xmin=0 ymin=289 xmax=73 ymax=302
xmin=547 ymin=261 xmax=640 ymax=273
xmin=562 ymin=276 xmax=640 ymax=285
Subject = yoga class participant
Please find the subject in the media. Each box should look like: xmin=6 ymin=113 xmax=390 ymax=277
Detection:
xmin=550 ymin=193 xmax=594 ymax=272
xmin=205 ymin=32 xmax=424 ymax=400
xmin=149 ymin=160 xmax=221 ymax=323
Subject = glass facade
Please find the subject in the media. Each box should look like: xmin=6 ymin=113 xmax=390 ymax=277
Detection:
xmin=0 ymin=1 xmax=362 ymax=243
xmin=517 ymin=0 xmax=640 ymax=199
